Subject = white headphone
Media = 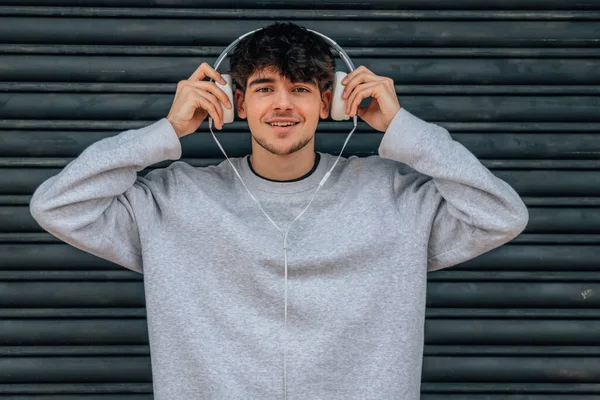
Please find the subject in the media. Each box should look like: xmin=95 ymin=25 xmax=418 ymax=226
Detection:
xmin=204 ymin=27 xmax=359 ymax=400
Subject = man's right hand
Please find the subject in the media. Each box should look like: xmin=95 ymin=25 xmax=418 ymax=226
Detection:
xmin=166 ymin=62 xmax=233 ymax=139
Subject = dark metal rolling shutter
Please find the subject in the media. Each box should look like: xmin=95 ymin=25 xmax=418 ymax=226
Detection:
xmin=1 ymin=1 xmax=599 ymax=399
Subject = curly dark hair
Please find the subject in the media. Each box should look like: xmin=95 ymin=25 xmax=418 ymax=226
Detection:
xmin=228 ymin=22 xmax=336 ymax=97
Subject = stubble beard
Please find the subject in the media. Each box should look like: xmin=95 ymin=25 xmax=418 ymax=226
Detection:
xmin=251 ymin=127 xmax=314 ymax=156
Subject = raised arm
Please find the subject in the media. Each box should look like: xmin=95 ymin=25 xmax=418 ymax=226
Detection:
xmin=30 ymin=62 xmax=233 ymax=273
xmin=379 ymin=108 xmax=529 ymax=272
xmin=29 ymin=119 xmax=182 ymax=273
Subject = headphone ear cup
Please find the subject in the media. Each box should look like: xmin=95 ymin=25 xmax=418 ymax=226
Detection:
xmin=214 ymin=74 xmax=235 ymax=124
xmin=330 ymin=71 xmax=350 ymax=121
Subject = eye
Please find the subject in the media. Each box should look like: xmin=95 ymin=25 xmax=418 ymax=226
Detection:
xmin=256 ymin=87 xmax=310 ymax=93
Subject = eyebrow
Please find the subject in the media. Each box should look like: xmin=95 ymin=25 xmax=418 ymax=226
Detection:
xmin=248 ymin=78 xmax=276 ymax=88
xmin=248 ymin=77 xmax=317 ymax=89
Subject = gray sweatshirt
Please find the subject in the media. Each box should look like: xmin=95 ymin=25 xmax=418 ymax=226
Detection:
xmin=30 ymin=107 xmax=529 ymax=400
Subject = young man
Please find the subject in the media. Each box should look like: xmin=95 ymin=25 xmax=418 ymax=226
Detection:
xmin=30 ymin=22 xmax=528 ymax=400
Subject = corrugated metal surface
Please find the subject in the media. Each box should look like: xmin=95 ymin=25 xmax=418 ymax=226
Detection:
xmin=1 ymin=1 xmax=599 ymax=398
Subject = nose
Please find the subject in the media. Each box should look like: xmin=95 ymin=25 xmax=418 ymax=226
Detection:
xmin=272 ymin=89 xmax=293 ymax=111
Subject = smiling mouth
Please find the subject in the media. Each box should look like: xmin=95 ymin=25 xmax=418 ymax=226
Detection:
xmin=267 ymin=122 xmax=300 ymax=127
xmin=267 ymin=122 xmax=301 ymax=131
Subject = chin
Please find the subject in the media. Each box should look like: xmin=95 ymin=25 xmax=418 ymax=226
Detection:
xmin=267 ymin=139 xmax=310 ymax=156
xmin=272 ymin=143 xmax=301 ymax=156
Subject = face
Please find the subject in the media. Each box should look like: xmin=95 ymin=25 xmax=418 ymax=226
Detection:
xmin=235 ymin=67 xmax=332 ymax=156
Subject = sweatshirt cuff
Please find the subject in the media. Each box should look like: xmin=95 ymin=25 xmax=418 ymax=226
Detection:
xmin=138 ymin=118 xmax=182 ymax=165
xmin=378 ymin=107 xmax=435 ymax=165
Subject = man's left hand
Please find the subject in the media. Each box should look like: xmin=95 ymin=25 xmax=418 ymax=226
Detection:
xmin=341 ymin=66 xmax=401 ymax=132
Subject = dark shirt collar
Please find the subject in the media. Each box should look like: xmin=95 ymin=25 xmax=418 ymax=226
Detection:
xmin=247 ymin=152 xmax=321 ymax=183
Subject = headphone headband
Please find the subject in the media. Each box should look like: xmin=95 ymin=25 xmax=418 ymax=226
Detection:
xmin=212 ymin=27 xmax=356 ymax=75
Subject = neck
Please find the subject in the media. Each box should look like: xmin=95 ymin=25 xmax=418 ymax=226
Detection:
xmin=249 ymin=147 xmax=317 ymax=181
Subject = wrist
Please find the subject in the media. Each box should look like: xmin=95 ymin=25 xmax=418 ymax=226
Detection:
xmin=383 ymin=105 xmax=402 ymax=132
xmin=166 ymin=118 xmax=184 ymax=139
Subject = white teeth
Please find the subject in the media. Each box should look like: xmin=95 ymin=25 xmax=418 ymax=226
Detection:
xmin=269 ymin=122 xmax=298 ymax=127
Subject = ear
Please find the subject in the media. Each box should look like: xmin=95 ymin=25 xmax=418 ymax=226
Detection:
xmin=235 ymin=89 xmax=246 ymax=120
xmin=320 ymin=88 xmax=333 ymax=120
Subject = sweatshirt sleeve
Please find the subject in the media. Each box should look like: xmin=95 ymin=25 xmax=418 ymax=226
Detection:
xmin=29 ymin=118 xmax=182 ymax=274
xmin=378 ymin=108 xmax=529 ymax=272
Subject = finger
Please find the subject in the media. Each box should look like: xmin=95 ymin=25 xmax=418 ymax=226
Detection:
xmin=342 ymin=71 xmax=377 ymax=101
xmin=186 ymin=81 xmax=232 ymax=110
xmin=192 ymin=90 xmax=223 ymax=128
xmin=341 ymin=72 xmax=363 ymax=99
xmin=346 ymin=81 xmax=379 ymax=116
xmin=341 ymin=65 xmax=372 ymax=88
xmin=341 ymin=65 xmax=365 ymax=85
xmin=204 ymin=63 xmax=228 ymax=85
xmin=188 ymin=62 xmax=207 ymax=81
xmin=189 ymin=62 xmax=227 ymax=85
xmin=347 ymin=81 xmax=381 ymax=116
xmin=187 ymin=86 xmax=223 ymax=124
xmin=346 ymin=78 xmax=385 ymax=108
